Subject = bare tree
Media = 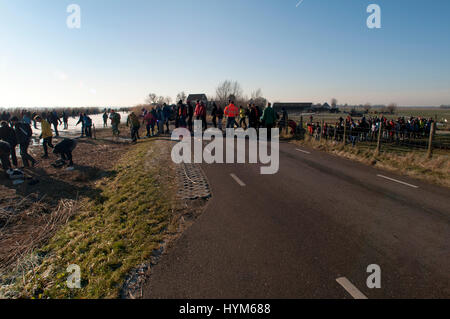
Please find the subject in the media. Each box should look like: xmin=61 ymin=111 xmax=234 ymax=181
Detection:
xmin=250 ymin=89 xmax=267 ymax=107
xmin=387 ymin=103 xmax=398 ymax=114
xmin=165 ymin=96 xmax=172 ymax=105
xmin=216 ymin=80 xmax=243 ymax=105
xmin=331 ymin=98 xmax=338 ymax=109
xmin=176 ymin=91 xmax=187 ymax=103
xmin=146 ymin=93 xmax=158 ymax=105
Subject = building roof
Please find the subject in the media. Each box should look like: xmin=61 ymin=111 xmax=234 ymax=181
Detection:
xmin=187 ymin=94 xmax=208 ymax=102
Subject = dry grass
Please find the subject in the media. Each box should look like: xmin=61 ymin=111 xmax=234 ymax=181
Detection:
xmin=2 ymin=138 xmax=179 ymax=299
xmin=293 ymin=136 xmax=450 ymax=188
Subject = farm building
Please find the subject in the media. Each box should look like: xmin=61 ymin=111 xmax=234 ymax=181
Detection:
xmin=187 ymin=94 xmax=208 ymax=106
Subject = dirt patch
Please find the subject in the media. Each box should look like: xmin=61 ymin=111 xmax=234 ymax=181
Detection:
xmin=0 ymin=128 xmax=130 ymax=276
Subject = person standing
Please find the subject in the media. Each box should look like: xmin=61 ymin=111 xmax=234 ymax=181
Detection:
xmin=177 ymin=101 xmax=188 ymax=129
xmin=239 ymin=106 xmax=248 ymax=129
xmin=211 ymin=102 xmax=218 ymax=128
xmin=224 ymin=100 xmax=239 ymax=129
xmin=76 ymin=113 xmax=85 ymax=137
xmin=127 ymin=112 xmax=141 ymax=143
xmin=156 ymin=106 xmax=163 ymax=135
xmin=10 ymin=116 xmax=37 ymax=167
xmin=0 ymin=121 xmax=18 ymax=167
xmin=187 ymin=101 xmax=194 ymax=132
xmin=195 ymin=101 xmax=207 ymax=131
xmin=103 ymin=111 xmax=109 ymax=128
xmin=84 ymin=114 xmax=93 ymax=138
xmin=217 ymin=105 xmax=224 ymax=131
xmin=35 ymin=115 xmax=54 ymax=158
xmin=260 ymin=103 xmax=277 ymax=141
xmin=163 ymin=103 xmax=172 ymax=134
xmin=144 ymin=109 xmax=156 ymax=137
xmin=62 ymin=111 xmax=69 ymax=130
xmin=249 ymin=104 xmax=259 ymax=129
xmin=49 ymin=110 xmax=62 ymax=137
xmin=110 ymin=110 xmax=121 ymax=137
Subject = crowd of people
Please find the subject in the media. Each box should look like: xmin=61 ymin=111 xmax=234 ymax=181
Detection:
xmin=0 ymin=110 xmax=79 ymax=175
xmin=306 ymin=115 xmax=436 ymax=146
xmin=125 ymin=100 xmax=286 ymax=143
xmin=2 ymin=104 xmax=440 ymax=176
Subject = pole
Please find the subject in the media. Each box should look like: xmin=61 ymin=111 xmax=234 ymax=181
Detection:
xmin=427 ymin=122 xmax=436 ymax=159
xmin=375 ymin=121 xmax=383 ymax=156
xmin=343 ymin=122 xmax=347 ymax=145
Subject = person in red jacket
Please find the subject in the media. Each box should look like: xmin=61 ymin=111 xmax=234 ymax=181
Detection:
xmin=224 ymin=100 xmax=239 ymax=129
xmin=195 ymin=101 xmax=207 ymax=131
xmin=144 ymin=110 xmax=156 ymax=137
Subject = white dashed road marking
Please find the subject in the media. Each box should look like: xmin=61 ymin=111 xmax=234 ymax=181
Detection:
xmin=296 ymin=149 xmax=311 ymax=154
xmin=377 ymin=175 xmax=419 ymax=189
xmin=230 ymin=174 xmax=246 ymax=187
xmin=336 ymin=277 xmax=368 ymax=300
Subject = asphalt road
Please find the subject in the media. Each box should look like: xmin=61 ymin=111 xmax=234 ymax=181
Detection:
xmin=143 ymin=139 xmax=450 ymax=299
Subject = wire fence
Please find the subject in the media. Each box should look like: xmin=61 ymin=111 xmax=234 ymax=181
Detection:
xmin=282 ymin=117 xmax=450 ymax=158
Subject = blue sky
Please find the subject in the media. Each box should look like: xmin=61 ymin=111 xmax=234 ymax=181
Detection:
xmin=0 ymin=0 xmax=449 ymax=107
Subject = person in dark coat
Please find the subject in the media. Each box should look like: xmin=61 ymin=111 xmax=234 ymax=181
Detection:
xmin=53 ymin=138 xmax=77 ymax=167
xmin=49 ymin=110 xmax=62 ymax=136
xmin=0 ymin=121 xmax=18 ymax=167
xmin=10 ymin=116 xmax=37 ymax=168
xmin=0 ymin=140 xmax=12 ymax=172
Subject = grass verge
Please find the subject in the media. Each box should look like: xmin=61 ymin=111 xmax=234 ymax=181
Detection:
xmin=12 ymin=139 xmax=177 ymax=299
xmin=292 ymin=136 xmax=450 ymax=188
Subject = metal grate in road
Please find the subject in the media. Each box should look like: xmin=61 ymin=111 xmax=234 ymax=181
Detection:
xmin=176 ymin=163 xmax=211 ymax=200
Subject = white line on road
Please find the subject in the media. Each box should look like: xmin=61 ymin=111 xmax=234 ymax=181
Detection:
xmin=296 ymin=148 xmax=311 ymax=154
xmin=377 ymin=174 xmax=419 ymax=189
xmin=336 ymin=277 xmax=368 ymax=300
xmin=230 ymin=174 xmax=246 ymax=187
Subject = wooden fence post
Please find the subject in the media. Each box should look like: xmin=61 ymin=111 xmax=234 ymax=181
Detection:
xmin=343 ymin=123 xmax=347 ymax=145
xmin=375 ymin=122 xmax=383 ymax=156
xmin=427 ymin=122 xmax=436 ymax=159
xmin=320 ymin=120 xmax=324 ymax=142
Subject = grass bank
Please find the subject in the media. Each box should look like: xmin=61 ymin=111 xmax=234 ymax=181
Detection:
xmin=10 ymin=139 xmax=178 ymax=299
xmin=292 ymin=136 xmax=450 ymax=188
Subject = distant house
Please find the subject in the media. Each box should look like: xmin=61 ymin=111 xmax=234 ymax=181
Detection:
xmin=187 ymin=94 xmax=208 ymax=106
xmin=322 ymin=102 xmax=331 ymax=110
xmin=273 ymin=103 xmax=313 ymax=113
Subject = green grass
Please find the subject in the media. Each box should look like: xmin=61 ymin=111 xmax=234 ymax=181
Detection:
xmin=18 ymin=140 xmax=176 ymax=299
xmin=293 ymin=136 xmax=450 ymax=188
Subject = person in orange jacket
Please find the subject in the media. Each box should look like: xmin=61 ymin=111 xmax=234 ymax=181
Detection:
xmin=194 ymin=101 xmax=207 ymax=131
xmin=224 ymin=100 xmax=239 ymax=129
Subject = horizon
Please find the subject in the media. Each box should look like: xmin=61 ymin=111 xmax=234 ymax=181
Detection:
xmin=1 ymin=0 xmax=449 ymax=108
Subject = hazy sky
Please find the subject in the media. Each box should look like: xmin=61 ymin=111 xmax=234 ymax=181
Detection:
xmin=0 ymin=0 xmax=449 ymax=108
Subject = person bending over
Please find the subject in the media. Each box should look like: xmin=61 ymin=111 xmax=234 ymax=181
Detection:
xmin=53 ymin=138 xmax=77 ymax=167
